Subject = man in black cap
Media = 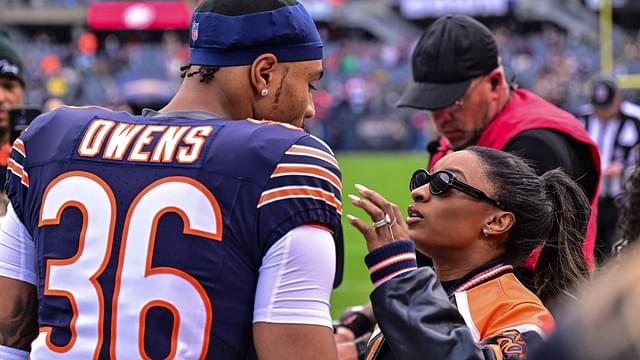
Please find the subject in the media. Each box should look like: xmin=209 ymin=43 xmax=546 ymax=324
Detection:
xmin=580 ymin=79 xmax=640 ymax=261
xmin=0 ymin=1 xmax=342 ymax=359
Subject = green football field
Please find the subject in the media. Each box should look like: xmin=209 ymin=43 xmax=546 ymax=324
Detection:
xmin=330 ymin=152 xmax=428 ymax=319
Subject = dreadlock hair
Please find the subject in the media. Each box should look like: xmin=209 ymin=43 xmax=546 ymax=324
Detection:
xmin=467 ymin=146 xmax=591 ymax=304
xmin=180 ymin=64 xmax=220 ymax=83
xmin=622 ymin=146 xmax=640 ymax=243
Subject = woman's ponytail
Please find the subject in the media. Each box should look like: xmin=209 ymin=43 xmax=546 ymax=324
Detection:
xmin=535 ymin=169 xmax=591 ymax=302
xmin=468 ymin=146 xmax=592 ymax=305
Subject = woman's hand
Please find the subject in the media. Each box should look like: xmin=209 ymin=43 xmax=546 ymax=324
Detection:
xmin=347 ymin=184 xmax=410 ymax=252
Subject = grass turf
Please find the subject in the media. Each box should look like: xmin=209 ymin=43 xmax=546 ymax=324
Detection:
xmin=330 ymin=152 xmax=428 ymax=319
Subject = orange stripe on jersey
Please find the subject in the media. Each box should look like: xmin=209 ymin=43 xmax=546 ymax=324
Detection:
xmin=272 ymin=164 xmax=342 ymax=191
xmin=258 ymin=186 xmax=342 ymax=214
xmin=285 ymin=145 xmax=339 ymax=168
xmin=7 ymin=158 xmax=29 ymax=186
xmin=13 ymin=139 xmax=26 ymax=157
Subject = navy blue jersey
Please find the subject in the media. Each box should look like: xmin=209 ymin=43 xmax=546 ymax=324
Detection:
xmin=5 ymin=106 xmax=343 ymax=359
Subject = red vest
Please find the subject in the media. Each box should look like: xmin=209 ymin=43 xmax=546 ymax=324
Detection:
xmin=431 ymin=89 xmax=601 ymax=271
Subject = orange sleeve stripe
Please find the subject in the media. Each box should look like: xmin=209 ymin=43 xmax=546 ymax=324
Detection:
xmin=7 ymin=158 xmax=23 ymax=174
xmin=258 ymin=187 xmax=343 ymax=213
xmin=285 ymin=145 xmax=339 ymax=168
xmin=272 ymin=164 xmax=342 ymax=190
xmin=13 ymin=139 xmax=26 ymax=157
xmin=7 ymin=159 xmax=29 ymax=186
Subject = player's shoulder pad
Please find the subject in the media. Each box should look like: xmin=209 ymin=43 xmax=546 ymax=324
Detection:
xmin=282 ymin=133 xmax=340 ymax=170
xmin=18 ymin=105 xmax=134 ymax=165
xmin=21 ymin=105 xmax=124 ymax=142
xmin=239 ymin=119 xmax=337 ymax=167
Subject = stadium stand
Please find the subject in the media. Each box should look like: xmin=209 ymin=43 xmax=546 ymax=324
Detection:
xmin=2 ymin=0 xmax=640 ymax=151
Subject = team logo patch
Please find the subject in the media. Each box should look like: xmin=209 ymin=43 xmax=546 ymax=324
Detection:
xmin=191 ymin=22 xmax=199 ymax=42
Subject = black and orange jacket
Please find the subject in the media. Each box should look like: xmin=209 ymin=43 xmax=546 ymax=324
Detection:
xmin=364 ymin=240 xmax=555 ymax=360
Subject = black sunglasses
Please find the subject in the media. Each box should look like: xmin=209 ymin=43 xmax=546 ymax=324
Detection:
xmin=409 ymin=169 xmax=502 ymax=208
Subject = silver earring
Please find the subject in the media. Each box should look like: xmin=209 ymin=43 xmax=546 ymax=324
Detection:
xmin=261 ymin=88 xmax=269 ymax=97
xmin=483 ymin=228 xmax=491 ymax=235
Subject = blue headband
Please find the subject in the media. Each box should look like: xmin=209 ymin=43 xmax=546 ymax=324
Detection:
xmin=190 ymin=3 xmax=323 ymax=66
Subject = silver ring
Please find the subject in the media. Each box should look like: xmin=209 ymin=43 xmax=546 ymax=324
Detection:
xmin=373 ymin=213 xmax=393 ymax=228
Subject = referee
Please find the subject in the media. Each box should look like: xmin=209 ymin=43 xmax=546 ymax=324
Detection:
xmin=580 ymin=79 xmax=640 ymax=262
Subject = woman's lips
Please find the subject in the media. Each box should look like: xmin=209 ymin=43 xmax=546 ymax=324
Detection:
xmin=407 ymin=205 xmax=424 ymax=225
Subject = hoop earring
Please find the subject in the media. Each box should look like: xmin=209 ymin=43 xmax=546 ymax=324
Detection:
xmin=261 ymin=88 xmax=269 ymax=97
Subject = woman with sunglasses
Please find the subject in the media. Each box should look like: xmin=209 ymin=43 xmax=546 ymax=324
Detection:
xmin=347 ymin=146 xmax=590 ymax=359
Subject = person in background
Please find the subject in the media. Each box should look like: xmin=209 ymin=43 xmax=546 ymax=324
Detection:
xmin=0 ymin=30 xmax=25 ymax=216
xmin=579 ymin=79 xmax=640 ymax=263
xmin=346 ymin=146 xmax=590 ymax=359
xmin=0 ymin=0 xmax=342 ymax=359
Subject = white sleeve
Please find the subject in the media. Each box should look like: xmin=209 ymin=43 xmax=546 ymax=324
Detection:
xmin=253 ymin=225 xmax=336 ymax=328
xmin=0 ymin=345 xmax=28 ymax=360
xmin=0 ymin=203 xmax=36 ymax=285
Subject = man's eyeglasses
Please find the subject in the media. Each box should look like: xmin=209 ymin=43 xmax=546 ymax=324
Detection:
xmin=409 ymin=169 xmax=502 ymax=208
xmin=446 ymin=75 xmax=488 ymax=111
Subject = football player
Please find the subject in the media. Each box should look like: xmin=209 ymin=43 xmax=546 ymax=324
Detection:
xmin=0 ymin=0 xmax=342 ymax=359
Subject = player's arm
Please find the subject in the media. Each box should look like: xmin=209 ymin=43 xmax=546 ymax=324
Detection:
xmin=253 ymin=134 xmax=343 ymax=359
xmin=253 ymin=225 xmax=338 ymax=360
xmin=0 ymin=277 xmax=37 ymax=352
xmin=0 ymin=204 xmax=38 ymax=358
xmin=254 ymin=323 xmax=336 ymax=360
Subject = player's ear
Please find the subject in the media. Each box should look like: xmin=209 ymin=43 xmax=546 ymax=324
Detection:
xmin=250 ymin=53 xmax=279 ymax=97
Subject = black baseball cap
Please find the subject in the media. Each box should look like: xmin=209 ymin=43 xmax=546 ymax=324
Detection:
xmin=590 ymin=79 xmax=617 ymax=107
xmin=397 ymin=15 xmax=499 ymax=110
xmin=0 ymin=30 xmax=24 ymax=87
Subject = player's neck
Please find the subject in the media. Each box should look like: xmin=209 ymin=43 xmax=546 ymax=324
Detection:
xmin=160 ymin=80 xmax=249 ymax=119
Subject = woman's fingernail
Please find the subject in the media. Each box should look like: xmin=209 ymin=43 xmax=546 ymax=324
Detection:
xmin=347 ymin=214 xmax=357 ymax=221
xmin=355 ymin=184 xmax=369 ymax=193
xmin=348 ymin=194 xmax=360 ymax=202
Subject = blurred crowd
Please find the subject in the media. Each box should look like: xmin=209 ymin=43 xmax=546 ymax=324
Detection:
xmin=7 ymin=21 xmax=640 ymax=151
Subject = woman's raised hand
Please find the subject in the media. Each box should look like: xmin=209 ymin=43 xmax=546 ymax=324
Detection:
xmin=347 ymin=184 xmax=410 ymax=252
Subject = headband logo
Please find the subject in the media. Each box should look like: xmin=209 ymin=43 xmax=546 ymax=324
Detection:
xmin=191 ymin=22 xmax=199 ymax=42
